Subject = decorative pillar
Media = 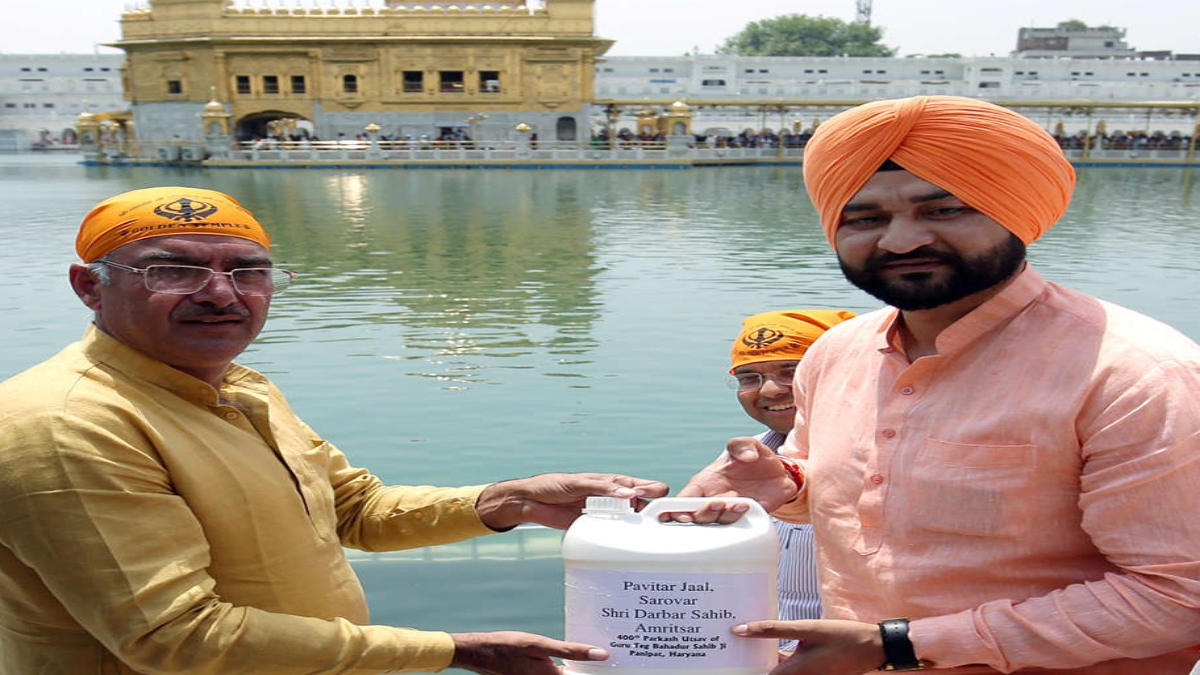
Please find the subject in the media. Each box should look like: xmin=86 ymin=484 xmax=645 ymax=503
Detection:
xmin=661 ymin=100 xmax=694 ymax=158
xmin=200 ymin=92 xmax=233 ymax=160
xmin=364 ymin=122 xmax=383 ymax=159
xmin=635 ymin=107 xmax=657 ymax=140
xmin=76 ymin=110 xmax=102 ymax=162
xmin=475 ymin=113 xmax=489 ymax=143
xmin=661 ymin=100 xmax=693 ymax=137
xmin=1187 ymin=120 xmax=1199 ymax=165
xmin=605 ymin=104 xmax=621 ymax=151
xmin=1082 ymin=108 xmax=1093 ymax=161
xmin=514 ymin=122 xmax=532 ymax=159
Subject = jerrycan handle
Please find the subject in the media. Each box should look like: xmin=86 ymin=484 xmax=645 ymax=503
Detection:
xmin=639 ymin=496 xmax=768 ymax=524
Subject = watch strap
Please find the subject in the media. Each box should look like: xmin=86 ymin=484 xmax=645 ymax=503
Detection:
xmin=878 ymin=618 xmax=926 ymax=671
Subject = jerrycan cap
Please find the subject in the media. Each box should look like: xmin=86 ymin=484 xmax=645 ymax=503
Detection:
xmin=583 ymin=496 xmax=634 ymax=515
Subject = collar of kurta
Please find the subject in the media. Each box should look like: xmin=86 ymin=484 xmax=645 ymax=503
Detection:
xmin=877 ymin=265 xmax=1049 ymax=358
xmin=79 ymin=324 xmax=270 ymax=408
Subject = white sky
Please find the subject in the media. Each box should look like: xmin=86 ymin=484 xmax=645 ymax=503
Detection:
xmin=2 ymin=0 xmax=1197 ymax=57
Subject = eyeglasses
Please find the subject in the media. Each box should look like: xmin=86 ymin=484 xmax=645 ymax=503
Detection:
xmin=99 ymin=260 xmax=296 ymax=297
xmin=728 ymin=366 xmax=797 ymax=391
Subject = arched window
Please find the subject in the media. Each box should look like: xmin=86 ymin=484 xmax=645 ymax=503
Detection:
xmin=555 ymin=116 xmax=577 ymax=141
xmin=342 ymin=74 xmax=359 ymax=94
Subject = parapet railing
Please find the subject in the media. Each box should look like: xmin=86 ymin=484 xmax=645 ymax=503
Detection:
xmin=123 ymin=1 xmax=548 ymax=19
xmin=344 ymin=523 xmax=561 ymax=563
xmin=220 ymin=139 xmax=807 ymax=164
xmin=88 ymin=138 xmax=1200 ymax=166
xmin=236 ymin=139 xmax=670 ymax=152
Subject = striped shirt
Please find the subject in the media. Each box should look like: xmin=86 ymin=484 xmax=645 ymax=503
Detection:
xmin=757 ymin=429 xmax=821 ymax=652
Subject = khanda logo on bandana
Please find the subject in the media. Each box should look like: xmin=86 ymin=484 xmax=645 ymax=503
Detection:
xmin=730 ymin=309 xmax=856 ymax=372
xmin=742 ymin=327 xmax=786 ymax=351
xmin=76 ymin=187 xmax=273 ymax=262
xmin=153 ymin=198 xmax=220 ymax=222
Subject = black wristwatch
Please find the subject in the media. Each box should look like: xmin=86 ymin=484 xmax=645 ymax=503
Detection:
xmin=878 ymin=618 xmax=929 ymax=671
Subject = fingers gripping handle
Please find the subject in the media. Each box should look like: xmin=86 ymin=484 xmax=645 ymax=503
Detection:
xmin=640 ymin=497 xmax=767 ymax=524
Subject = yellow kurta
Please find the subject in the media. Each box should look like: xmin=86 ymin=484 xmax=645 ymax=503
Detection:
xmin=0 ymin=326 xmax=494 ymax=674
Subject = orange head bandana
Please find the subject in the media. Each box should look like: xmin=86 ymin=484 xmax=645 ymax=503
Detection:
xmin=76 ymin=186 xmax=271 ymax=262
xmin=802 ymin=95 xmax=1076 ymax=248
xmin=730 ymin=309 xmax=857 ymax=373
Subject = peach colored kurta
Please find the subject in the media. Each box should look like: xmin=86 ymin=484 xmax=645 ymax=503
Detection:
xmin=0 ymin=326 xmax=493 ymax=674
xmin=779 ymin=266 xmax=1200 ymax=673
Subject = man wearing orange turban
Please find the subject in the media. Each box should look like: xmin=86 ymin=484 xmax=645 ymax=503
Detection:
xmin=802 ymin=95 xmax=1076 ymax=249
xmin=0 ymin=187 xmax=668 ymax=674
xmin=681 ymin=96 xmax=1200 ymax=673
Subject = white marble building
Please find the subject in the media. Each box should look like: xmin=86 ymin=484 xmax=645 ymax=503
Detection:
xmin=594 ymin=53 xmax=1200 ymax=136
xmin=0 ymin=53 xmax=128 ymax=152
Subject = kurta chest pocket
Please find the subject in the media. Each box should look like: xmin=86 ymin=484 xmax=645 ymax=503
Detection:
xmin=910 ymin=439 xmax=1038 ymax=538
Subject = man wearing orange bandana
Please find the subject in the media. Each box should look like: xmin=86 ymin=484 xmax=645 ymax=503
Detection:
xmin=728 ymin=310 xmax=856 ymax=648
xmin=680 ymin=96 xmax=1200 ymax=673
xmin=0 ymin=186 xmax=667 ymax=674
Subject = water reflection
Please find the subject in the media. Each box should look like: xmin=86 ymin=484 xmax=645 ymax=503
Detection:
xmin=244 ymin=171 xmax=605 ymax=386
xmin=1032 ymin=168 xmax=1200 ymax=338
xmin=323 ymin=173 xmax=372 ymax=226
xmin=2 ymin=157 xmax=1199 ymax=665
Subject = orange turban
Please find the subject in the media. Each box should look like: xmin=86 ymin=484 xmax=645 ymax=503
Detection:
xmin=730 ymin=309 xmax=857 ymax=373
xmin=76 ymin=186 xmax=271 ymax=262
xmin=802 ymin=95 xmax=1076 ymax=247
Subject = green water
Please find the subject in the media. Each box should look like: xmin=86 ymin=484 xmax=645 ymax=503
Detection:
xmin=2 ymin=154 xmax=1198 ymax=666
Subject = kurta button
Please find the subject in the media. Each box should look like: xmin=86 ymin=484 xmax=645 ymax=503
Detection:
xmin=224 ymin=411 xmax=238 ymax=420
xmin=900 ymin=386 xmax=914 ymax=395
xmin=870 ymin=474 xmax=884 ymax=485
xmin=882 ymin=428 xmax=896 ymax=438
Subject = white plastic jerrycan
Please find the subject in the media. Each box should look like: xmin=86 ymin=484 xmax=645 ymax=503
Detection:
xmin=562 ymin=496 xmax=779 ymax=675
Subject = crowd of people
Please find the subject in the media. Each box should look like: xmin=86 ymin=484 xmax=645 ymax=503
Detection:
xmin=240 ymin=118 xmax=1197 ymax=155
xmin=1054 ymin=128 xmax=1196 ymax=151
xmin=589 ymin=127 xmax=817 ymax=149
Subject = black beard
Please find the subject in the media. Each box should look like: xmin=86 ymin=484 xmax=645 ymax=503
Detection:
xmin=838 ymin=234 xmax=1026 ymax=311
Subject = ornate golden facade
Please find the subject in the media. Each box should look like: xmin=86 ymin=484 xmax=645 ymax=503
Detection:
xmin=115 ymin=0 xmax=609 ymax=141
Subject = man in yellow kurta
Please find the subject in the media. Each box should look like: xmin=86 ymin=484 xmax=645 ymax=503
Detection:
xmin=0 ymin=187 xmax=667 ymax=675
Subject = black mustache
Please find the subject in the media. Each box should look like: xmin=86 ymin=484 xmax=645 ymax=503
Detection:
xmin=864 ymin=247 xmax=957 ymax=271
